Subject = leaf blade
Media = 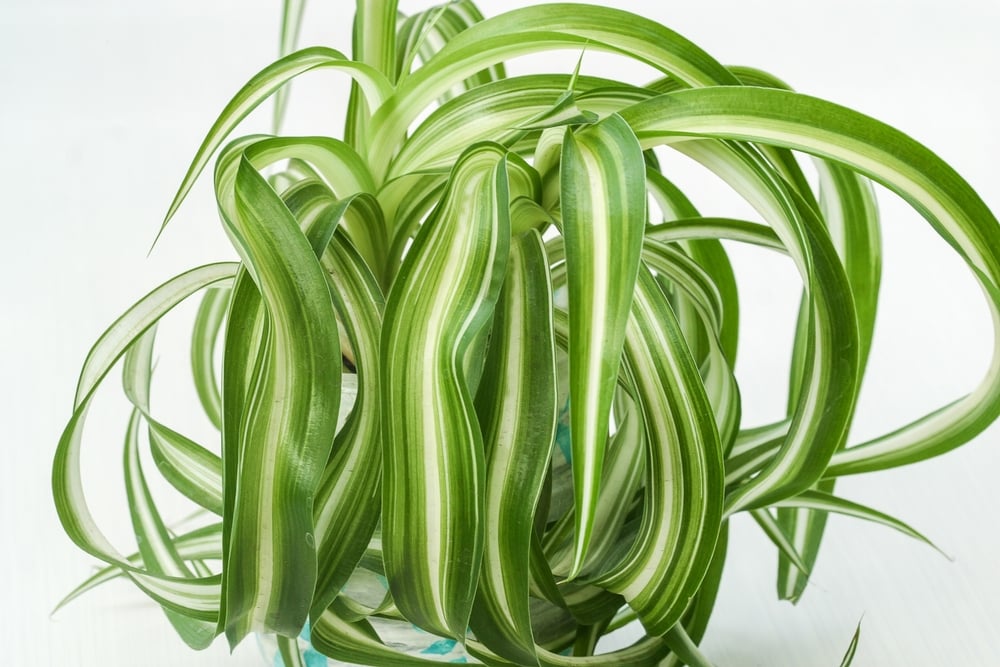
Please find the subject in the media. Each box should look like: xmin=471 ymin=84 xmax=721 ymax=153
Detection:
xmin=380 ymin=143 xmax=512 ymax=639
xmin=219 ymin=159 xmax=342 ymax=644
xmin=470 ymin=229 xmax=558 ymax=665
xmin=559 ymin=113 xmax=646 ymax=576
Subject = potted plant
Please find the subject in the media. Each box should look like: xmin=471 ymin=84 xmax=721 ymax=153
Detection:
xmin=52 ymin=1 xmax=1000 ymax=665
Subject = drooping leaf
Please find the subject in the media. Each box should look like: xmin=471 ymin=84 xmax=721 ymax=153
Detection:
xmin=559 ymin=113 xmax=646 ymax=576
xmin=594 ymin=267 xmax=724 ymax=636
xmin=470 ymin=229 xmax=558 ymax=665
xmin=218 ymin=159 xmax=341 ymax=644
xmin=380 ymin=143 xmax=515 ymax=639
xmin=621 ymin=85 xmax=1000 ymax=477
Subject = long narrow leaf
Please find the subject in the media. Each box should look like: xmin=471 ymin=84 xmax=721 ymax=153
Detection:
xmin=559 ymin=113 xmax=646 ymax=576
xmin=161 ymin=47 xmax=390 ymax=236
xmin=54 ymin=265 xmax=234 ymax=620
xmin=190 ymin=287 xmax=229 ymax=430
xmin=595 ymin=267 xmax=724 ymax=635
xmin=310 ymin=228 xmax=385 ymax=618
xmin=273 ymin=0 xmax=308 ymax=133
xmin=122 ymin=396 xmax=216 ymax=648
xmin=218 ymin=159 xmax=341 ymax=644
xmin=470 ymin=229 xmax=558 ymax=665
xmin=769 ymin=490 xmax=945 ymax=556
xmin=53 ymin=524 xmax=223 ymax=614
xmin=380 ymin=143 xmax=513 ymax=639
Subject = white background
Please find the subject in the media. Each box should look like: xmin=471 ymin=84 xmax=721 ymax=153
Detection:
xmin=2 ymin=0 xmax=999 ymax=665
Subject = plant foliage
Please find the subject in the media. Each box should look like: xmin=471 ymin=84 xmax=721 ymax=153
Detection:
xmin=53 ymin=1 xmax=1000 ymax=665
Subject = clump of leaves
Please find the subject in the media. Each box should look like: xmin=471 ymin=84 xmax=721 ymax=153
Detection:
xmin=53 ymin=1 xmax=1000 ymax=665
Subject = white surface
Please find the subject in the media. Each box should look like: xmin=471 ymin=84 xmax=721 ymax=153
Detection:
xmin=2 ymin=0 xmax=998 ymax=665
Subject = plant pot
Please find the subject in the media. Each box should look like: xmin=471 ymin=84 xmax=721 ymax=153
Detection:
xmin=257 ymin=620 xmax=476 ymax=666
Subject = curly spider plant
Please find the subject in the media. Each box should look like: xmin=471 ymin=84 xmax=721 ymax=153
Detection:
xmin=53 ymin=1 xmax=1000 ymax=665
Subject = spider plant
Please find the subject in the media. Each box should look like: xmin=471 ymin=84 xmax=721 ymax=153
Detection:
xmin=52 ymin=1 xmax=1000 ymax=665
